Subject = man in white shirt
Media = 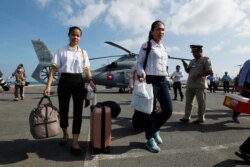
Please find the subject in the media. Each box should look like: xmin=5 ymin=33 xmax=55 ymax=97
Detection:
xmin=166 ymin=66 xmax=171 ymax=91
xmin=170 ymin=65 xmax=184 ymax=101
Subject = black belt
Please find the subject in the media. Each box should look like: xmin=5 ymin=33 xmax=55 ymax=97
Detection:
xmin=60 ymin=73 xmax=82 ymax=78
xmin=146 ymin=75 xmax=165 ymax=83
xmin=59 ymin=73 xmax=83 ymax=84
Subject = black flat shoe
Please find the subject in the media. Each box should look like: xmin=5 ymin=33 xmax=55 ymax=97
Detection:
xmin=192 ymin=120 xmax=204 ymax=124
xmin=59 ymin=139 xmax=68 ymax=146
xmin=232 ymin=116 xmax=240 ymax=123
xmin=70 ymin=147 xmax=83 ymax=156
xmin=179 ymin=118 xmax=190 ymax=123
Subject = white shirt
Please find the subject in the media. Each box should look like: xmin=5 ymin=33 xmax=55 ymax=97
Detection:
xmin=52 ymin=45 xmax=90 ymax=74
xmin=170 ymin=71 xmax=183 ymax=82
xmin=136 ymin=40 xmax=168 ymax=76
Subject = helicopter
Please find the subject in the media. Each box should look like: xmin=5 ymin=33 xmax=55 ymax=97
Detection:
xmin=31 ymin=39 xmax=191 ymax=92
xmin=31 ymin=39 xmax=136 ymax=92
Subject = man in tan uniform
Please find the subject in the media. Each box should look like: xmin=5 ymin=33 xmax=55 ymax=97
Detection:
xmin=180 ymin=45 xmax=213 ymax=124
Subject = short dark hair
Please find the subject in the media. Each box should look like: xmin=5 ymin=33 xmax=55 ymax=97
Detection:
xmin=68 ymin=26 xmax=82 ymax=37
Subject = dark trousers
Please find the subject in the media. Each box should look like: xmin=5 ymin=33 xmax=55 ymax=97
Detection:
xmin=57 ymin=73 xmax=84 ymax=134
xmin=209 ymin=81 xmax=216 ymax=92
xmin=173 ymin=81 xmax=183 ymax=99
xmin=233 ymin=82 xmax=250 ymax=117
xmin=166 ymin=80 xmax=171 ymax=90
xmin=145 ymin=75 xmax=173 ymax=139
xmin=14 ymin=85 xmax=24 ymax=98
xmin=223 ymin=81 xmax=230 ymax=93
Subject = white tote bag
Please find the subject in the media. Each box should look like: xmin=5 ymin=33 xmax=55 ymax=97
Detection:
xmin=130 ymin=82 xmax=154 ymax=114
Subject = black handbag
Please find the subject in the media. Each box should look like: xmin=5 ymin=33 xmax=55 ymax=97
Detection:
xmin=235 ymin=136 xmax=250 ymax=163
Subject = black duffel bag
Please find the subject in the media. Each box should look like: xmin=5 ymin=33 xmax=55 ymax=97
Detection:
xmin=132 ymin=106 xmax=161 ymax=132
xmin=101 ymin=101 xmax=121 ymax=118
xmin=235 ymin=136 xmax=250 ymax=163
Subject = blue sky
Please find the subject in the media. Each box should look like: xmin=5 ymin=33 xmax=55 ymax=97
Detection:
xmin=1 ymin=0 xmax=250 ymax=82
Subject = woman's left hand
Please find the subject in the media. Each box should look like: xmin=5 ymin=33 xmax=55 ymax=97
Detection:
xmin=89 ymin=80 xmax=96 ymax=90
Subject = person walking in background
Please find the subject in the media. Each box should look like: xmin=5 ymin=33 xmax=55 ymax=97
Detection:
xmin=8 ymin=64 xmax=26 ymax=101
xmin=180 ymin=45 xmax=213 ymax=124
xmin=44 ymin=26 xmax=96 ymax=156
xmin=136 ymin=20 xmax=173 ymax=153
xmin=170 ymin=65 xmax=184 ymax=101
xmin=8 ymin=64 xmax=26 ymax=79
xmin=222 ymin=72 xmax=232 ymax=93
xmin=166 ymin=66 xmax=171 ymax=91
xmin=207 ymin=73 xmax=216 ymax=93
xmin=231 ymin=73 xmax=240 ymax=93
xmin=232 ymin=59 xmax=250 ymax=123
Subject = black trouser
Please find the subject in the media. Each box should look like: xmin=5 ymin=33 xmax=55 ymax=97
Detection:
xmin=14 ymin=85 xmax=24 ymax=98
xmin=209 ymin=81 xmax=216 ymax=92
xmin=223 ymin=81 xmax=230 ymax=93
xmin=57 ymin=73 xmax=84 ymax=134
xmin=173 ymin=81 xmax=183 ymax=99
xmin=233 ymin=82 xmax=250 ymax=117
xmin=145 ymin=75 xmax=173 ymax=139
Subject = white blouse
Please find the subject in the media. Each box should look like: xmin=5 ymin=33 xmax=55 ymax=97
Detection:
xmin=136 ymin=39 xmax=168 ymax=76
xmin=52 ymin=45 xmax=90 ymax=74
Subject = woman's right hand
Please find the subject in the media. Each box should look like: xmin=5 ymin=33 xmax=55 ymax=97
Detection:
xmin=138 ymin=73 xmax=146 ymax=82
xmin=44 ymin=86 xmax=51 ymax=96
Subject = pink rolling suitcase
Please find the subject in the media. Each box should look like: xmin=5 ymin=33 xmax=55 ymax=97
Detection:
xmin=90 ymin=104 xmax=112 ymax=153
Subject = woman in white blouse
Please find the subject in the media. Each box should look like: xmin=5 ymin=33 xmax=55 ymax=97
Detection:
xmin=136 ymin=20 xmax=173 ymax=153
xmin=44 ymin=26 xmax=95 ymax=156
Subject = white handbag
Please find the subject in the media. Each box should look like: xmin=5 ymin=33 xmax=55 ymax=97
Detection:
xmin=130 ymin=82 xmax=154 ymax=114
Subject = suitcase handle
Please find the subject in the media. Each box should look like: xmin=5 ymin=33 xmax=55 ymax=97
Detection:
xmin=101 ymin=106 xmax=106 ymax=149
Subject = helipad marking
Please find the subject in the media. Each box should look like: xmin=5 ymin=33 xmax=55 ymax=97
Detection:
xmin=83 ymin=142 xmax=240 ymax=167
xmin=83 ymin=96 xmax=247 ymax=167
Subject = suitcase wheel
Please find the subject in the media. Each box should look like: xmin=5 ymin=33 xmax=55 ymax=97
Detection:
xmin=102 ymin=147 xmax=110 ymax=154
xmin=89 ymin=146 xmax=111 ymax=154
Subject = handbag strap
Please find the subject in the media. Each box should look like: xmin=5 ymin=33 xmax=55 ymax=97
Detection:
xmin=143 ymin=41 xmax=152 ymax=70
xmin=38 ymin=96 xmax=53 ymax=107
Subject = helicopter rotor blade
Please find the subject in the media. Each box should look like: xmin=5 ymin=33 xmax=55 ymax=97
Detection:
xmin=105 ymin=41 xmax=132 ymax=54
xmin=89 ymin=55 xmax=127 ymax=60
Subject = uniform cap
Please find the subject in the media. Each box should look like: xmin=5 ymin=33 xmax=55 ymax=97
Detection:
xmin=190 ymin=45 xmax=203 ymax=51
